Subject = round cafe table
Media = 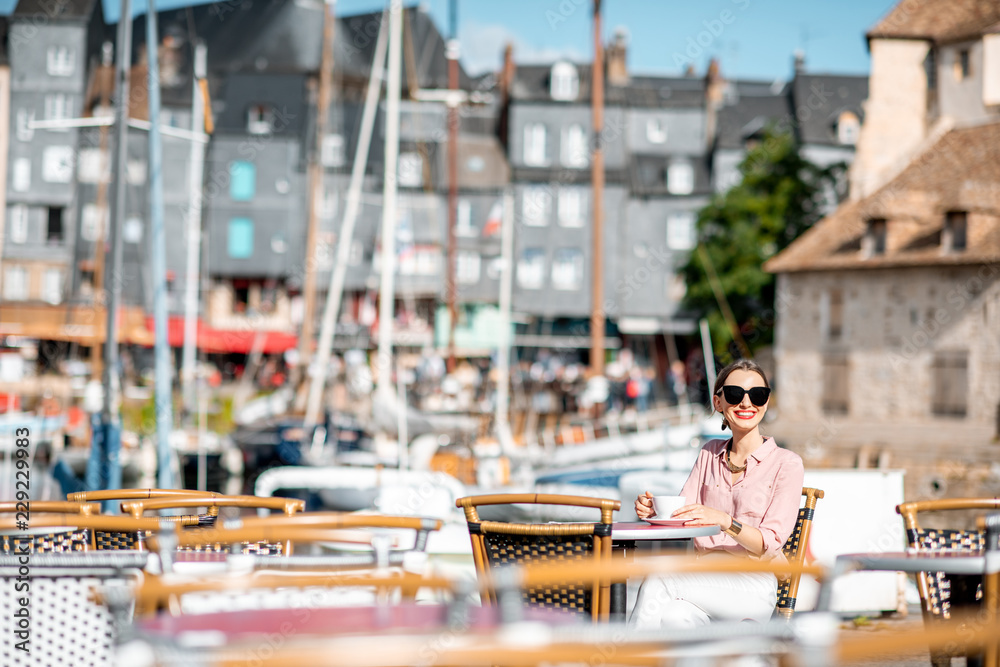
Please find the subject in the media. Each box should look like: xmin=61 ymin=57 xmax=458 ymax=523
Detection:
xmin=609 ymin=522 xmax=721 ymax=621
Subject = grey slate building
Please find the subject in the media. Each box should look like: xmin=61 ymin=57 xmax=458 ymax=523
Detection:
xmin=3 ymin=0 xmax=98 ymax=309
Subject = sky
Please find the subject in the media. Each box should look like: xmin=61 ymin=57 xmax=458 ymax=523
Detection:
xmin=0 ymin=0 xmax=901 ymax=81
xmin=338 ymin=0 xmax=901 ymax=82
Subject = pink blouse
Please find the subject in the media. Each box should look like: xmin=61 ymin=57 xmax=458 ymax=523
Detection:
xmin=679 ymin=437 xmax=804 ymax=560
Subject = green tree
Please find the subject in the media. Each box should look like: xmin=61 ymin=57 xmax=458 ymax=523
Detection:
xmin=683 ymin=128 xmax=841 ymax=358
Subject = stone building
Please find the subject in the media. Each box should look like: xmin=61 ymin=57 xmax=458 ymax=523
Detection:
xmin=766 ymin=0 xmax=1000 ymax=500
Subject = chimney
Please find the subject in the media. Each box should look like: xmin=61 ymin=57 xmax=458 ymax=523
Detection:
xmin=497 ymin=43 xmax=515 ymax=148
xmin=607 ymin=28 xmax=628 ymax=86
xmin=793 ymin=49 xmax=805 ymax=75
xmin=704 ymin=57 xmax=725 ymax=148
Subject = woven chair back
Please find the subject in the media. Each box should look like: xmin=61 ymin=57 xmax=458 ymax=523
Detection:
xmin=456 ymin=493 xmax=620 ymax=622
xmin=896 ymin=497 xmax=1000 ymax=667
xmin=774 ymin=487 xmax=824 ymax=619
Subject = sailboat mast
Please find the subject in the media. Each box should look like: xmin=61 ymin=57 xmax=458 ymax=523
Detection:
xmin=304 ymin=10 xmax=389 ymax=429
xmin=102 ymin=0 xmax=132 ymax=426
xmin=589 ymin=0 xmax=605 ymax=376
xmin=445 ymin=0 xmax=459 ymax=373
xmin=375 ymin=0 xmax=404 ymax=402
xmin=146 ymin=0 xmax=174 ymax=488
xmin=495 ymin=188 xmax=516 ymax=456
xmin=297 ymin=0 xmax=338 ymax=390
xmin=181 ymin=43 xmax=207 ymax=422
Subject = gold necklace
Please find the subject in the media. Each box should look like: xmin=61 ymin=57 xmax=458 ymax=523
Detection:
xmin=725 ymin=442 xmax=747 ymax=474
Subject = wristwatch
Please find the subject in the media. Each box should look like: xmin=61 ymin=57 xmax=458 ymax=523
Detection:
xmin=725 ymin=518 xmax=743 ymax=538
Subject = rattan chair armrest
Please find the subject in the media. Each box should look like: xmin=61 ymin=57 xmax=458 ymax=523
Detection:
xmin=147 ymin=526 xmax=409 ymax=551
xmin=456 ymin=493 xmax=621 ymax=511
xmin=120 ymin=495 xmax=306 ymax=518
xmin=0 ymin=501 xmax=101 ymax=515
xmin=68 ymin=488 xmax=220 ymax=502
xmin=0 ymin=514 xmax=197 ymax=532
xmin=131 ymin=570 xmax=456 ymax=614
xmin=235 ymin=513 xmax=443 ymax=532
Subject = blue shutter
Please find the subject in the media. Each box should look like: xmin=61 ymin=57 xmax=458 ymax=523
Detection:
xmin=230 ymin=161 xmax=256 ymax=201
xmin=228 ymin=218 xmax=254 ymax=259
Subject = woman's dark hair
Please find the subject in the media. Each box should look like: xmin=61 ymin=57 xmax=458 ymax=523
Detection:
xmin=713 ymin=359 xmax=770 ymax=431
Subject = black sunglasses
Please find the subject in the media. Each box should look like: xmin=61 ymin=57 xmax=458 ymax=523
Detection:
xmin=717 ymin=385 xmax=771 ymax=406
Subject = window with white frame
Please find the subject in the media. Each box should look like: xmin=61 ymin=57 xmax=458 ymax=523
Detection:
xmin=15 ymin=109 xmax=34 ymax=142
xmin=42 ymin=146 xmax=74 ymax=183
xmin=836 ymin=111 xmax=860 ymax=146
xmin=551 ymin=248 xmax=584 ymax=290
xmin=397 ymin=152 xmax=423 ymax=188
xmin=41 ymin=268 xmax=63 ymax=304
xmin=247 ymin=104 xmax=274 ymax=135
xmin=666 ymin=211 xmax=696 ymax=250
xmin=667 ymin=160 xmax=695 ymax=195
xmin=2 ymin=266 xmax=28 ymax=301
xmin=8 ymin=205 xmax=28 ymax=244
xmin=517 ymin=248 xmax=546 ymax=289
xmin=123 ymin=217 xmax=144 ymax=244
xmin=521 ymin=186 xmax=551 ymax=227
xmin=399 ymin=245 xmax=441 ymax=276
xmin=321 ymin=134 xmax=345 ymax=167
xmin=456 ymin=251 xmax=481 ymax=284
xmin=78 ymin=148 xmax=109 ymax=183
xmin=550 ymin=62 xmax=579 ymax=101
xmin=81 ymin=204 xmax=106 ymax=242
xmin=646 ymin=118 xmax=667 ymax=144
xmin=558 ymin=188 xmax=586 ymax=228
xmin=486 ymin=256 xmax=503 ymax=280
xmin=456 ymin=199 xmax=474 ymax=237
xmin=46 ymin=46 xmax=75 ymax=76
xmin=44 ymin=94 xmax=72 ymax=130
xmin=561 ymin=124 xmax=588 ymax=168
xmin=12 ymin=158 xmax=31 ymax=192
xmin=523 ymin=123 xmax=548 ymax=166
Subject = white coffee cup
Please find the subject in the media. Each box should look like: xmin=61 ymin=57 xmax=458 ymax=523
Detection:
xmin=651 ymin=495 xmax=686 ymax=518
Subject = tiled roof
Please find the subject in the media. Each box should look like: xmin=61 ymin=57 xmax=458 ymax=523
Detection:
xmin=868 ymin=0 xmax=1000 ymax=43
xmin=790 ymin=74 xmax=868 ymax=146
xmin=766 ymin=121 xmax=1000 ymax=273
xmin=715 ymin=92 xmax=791 ymax=150
xmin=13 ymin=0 xmax=96 ymax=19
xmin=510 ymin=63 xmax=627 ymax=104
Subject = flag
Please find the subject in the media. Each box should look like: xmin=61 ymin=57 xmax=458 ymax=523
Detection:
xmin=481 ymin=199 xmax=503 ymax=238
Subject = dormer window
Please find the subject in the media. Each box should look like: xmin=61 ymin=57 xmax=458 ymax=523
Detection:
xmin=247 ymin=104 xmax=274 ymax=135
xmin=836 ymin=111 xmax=860 ymax=146
xmin=954 ymin=49 xmax=971 ymax=81
xmin=550 ymin=62 xmax=579 ymax=101
xmin=863 ymin=218 xmax=887 ymax=257
xmin=943 ymin=211 xmax=967 ymax=252
xmin=646 ymin=118 xmax=667 ymax=144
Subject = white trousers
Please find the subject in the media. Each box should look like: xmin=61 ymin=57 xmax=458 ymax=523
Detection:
xmin=630 ymin=553 xmax=778 ymax=630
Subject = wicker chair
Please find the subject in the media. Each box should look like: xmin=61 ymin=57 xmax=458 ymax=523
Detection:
xmin=67 ymin=489 xmax=224 ymax=550
xmin=455 ymin=493 xmax=621 ymax=622
xmin=775 ymin=487 xmax=824 ymax=619
xmin=0 ymin=515 xmax=198 ymax=554
xmin=120 ymin=495 xmax=306 ymax=555
xmin=896 ymin=497 xmax=1000 ymax=667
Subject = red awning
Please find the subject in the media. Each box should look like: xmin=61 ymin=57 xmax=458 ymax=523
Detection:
xmin=144 ymin=317 xmax=299 ymax=354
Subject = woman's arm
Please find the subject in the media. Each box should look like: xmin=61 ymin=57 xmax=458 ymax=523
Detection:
xmin=635 ymin=447 xmax=708 ymax=519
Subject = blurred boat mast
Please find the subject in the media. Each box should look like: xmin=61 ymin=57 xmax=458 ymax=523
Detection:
xmin=304 ymin=8 xmax=390 ymax=430
xmin=590 ymin=0 xmax=606 ymax=378
xmin=294 ymin=0 xmax=338 ymax=391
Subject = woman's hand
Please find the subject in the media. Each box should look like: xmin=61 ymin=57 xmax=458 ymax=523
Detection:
xmin=671 ymin=504 xmax=732 ymax=529
xmin=634 ymin=491 xmax=655 ymax=519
